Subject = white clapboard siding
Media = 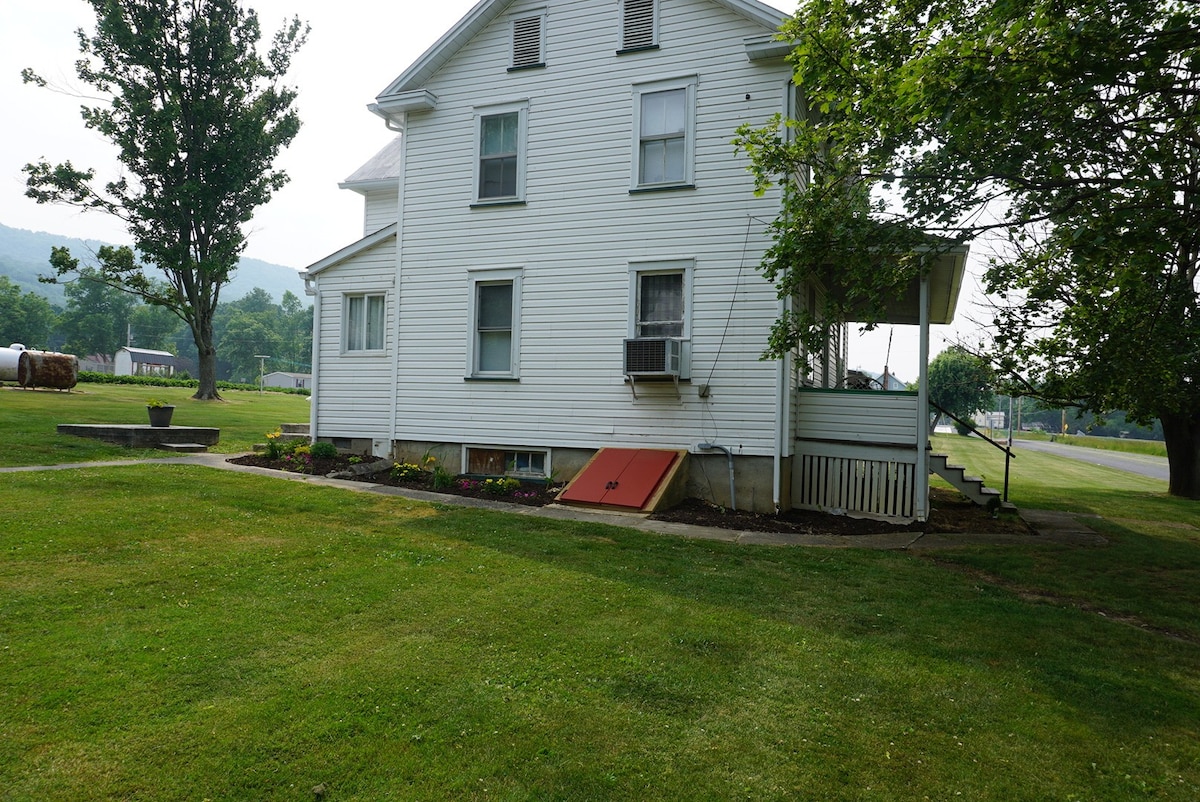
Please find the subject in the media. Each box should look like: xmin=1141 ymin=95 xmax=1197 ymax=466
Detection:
xmin=312 ymin=237 xmax=396 ymax=439
xmin=318 ymin=0 xmax=792 ymax=455
xmin=793 ymin=389 xmax=920 ymax=446
xmin=792 ymin=389 xmax=920 ymax=519
xmin=362 ymin=189 xmax=398 ymax=238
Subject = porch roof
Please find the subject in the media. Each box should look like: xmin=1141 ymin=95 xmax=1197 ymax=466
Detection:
xmin=828 ymin=244 xmax=969 ymax=326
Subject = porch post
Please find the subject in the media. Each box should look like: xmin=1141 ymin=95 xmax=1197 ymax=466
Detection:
xmin=915 ymin=273 xmax=931 ymax=521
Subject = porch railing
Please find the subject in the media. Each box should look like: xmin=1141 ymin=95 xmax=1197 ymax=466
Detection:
xmin=928 ymin=399 xmax=1016 ymax=502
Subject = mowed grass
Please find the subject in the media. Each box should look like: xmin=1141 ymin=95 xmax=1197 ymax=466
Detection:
xmin=0 ymin=397 xmax=1197 ymax=799
xmin=931 ymin=433 xmax=1199 ymax=647
xmin=0 ymin=382 xmax=310 ymax=465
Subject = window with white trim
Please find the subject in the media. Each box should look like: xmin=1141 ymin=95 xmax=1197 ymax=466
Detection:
xmin=467 ymin=269 xmax=522 ymax=377
xmin=344 ymin=293 xmax=385 ymax=352
xmin=511 ymin=12 xmax=545 ymax=69
xmin=630 ymin=260 xmax=692 ymax=339
xmin=474 ymin=101 xmax=528 ymax=203
xmin=465 ymin=446 xmax=549 ymax=478
xmin=632 ymin=79 xmax=695 ymax=189
xmin=619 ymin=0 xmax=657 ymax=51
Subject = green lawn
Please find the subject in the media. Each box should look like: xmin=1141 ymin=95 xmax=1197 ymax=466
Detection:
xmin=0 ymin=381 xmax=310 ymax=465
xmin=0 ymin=399 xmax=1197 ymax=799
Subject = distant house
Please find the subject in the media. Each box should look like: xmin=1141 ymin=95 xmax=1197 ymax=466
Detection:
xmin=114 ymin=347 xmax=180 ymax=377
xmin=264 ymin=371 xmax=312 ymax=390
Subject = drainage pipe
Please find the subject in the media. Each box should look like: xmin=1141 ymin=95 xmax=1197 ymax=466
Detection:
xmin=697 ymin=442 xmax=736 ymax=511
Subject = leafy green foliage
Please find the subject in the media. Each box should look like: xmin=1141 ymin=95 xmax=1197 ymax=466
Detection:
xmin=309 ymin=441 xmax=338 ymax=460
xmin=738 ymin=0 xmax=1200 ymax=497
xmin=928 ymin=347 xmax=994 ymax=434
xmin=0 ymin=275 xmax=56 ymax=348
xmin=23 ymin=0 xmax=308 ymax=400
xmin=56 ymin=268 xmax=137 ymax=356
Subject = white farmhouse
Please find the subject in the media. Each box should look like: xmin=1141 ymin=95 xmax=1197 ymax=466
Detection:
xmin=302 ymin=0 xmax=970 ymax=520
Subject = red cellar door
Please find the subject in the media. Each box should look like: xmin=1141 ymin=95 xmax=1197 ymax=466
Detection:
xmin=559 ymin=448 xmax=679 ymax=509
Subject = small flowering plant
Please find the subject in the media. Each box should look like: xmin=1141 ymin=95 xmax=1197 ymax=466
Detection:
xmin=481 ymin=477 xmax=521 ymax=495
xmin=282 ymin=445 xmax=314 ymax=473
xmin=390 ymin=461 xmax=425 ymax=481
xmin=264 ymin=428 xmax=285 ymax=459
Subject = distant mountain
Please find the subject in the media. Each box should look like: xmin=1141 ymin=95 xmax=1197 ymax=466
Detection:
xmin=0 ymin=222 xmax=306 ymax=306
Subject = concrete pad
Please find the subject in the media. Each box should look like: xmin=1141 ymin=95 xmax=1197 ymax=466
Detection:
xmin=58 ymin=423 xmax=219 ymax=448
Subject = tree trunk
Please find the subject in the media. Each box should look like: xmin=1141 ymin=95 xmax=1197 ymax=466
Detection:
xmin=191 ymin=315 xmax=222 ymax=401
xmin=1160 ymin=411 xmax=1200 ymax=500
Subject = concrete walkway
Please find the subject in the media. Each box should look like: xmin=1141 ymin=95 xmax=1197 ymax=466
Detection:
xmin=1 ymin=453 xmax=1106 ymax=550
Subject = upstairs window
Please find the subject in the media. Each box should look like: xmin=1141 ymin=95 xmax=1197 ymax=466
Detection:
xmin=511 ymin=13 xmax=545 ymax=69
xmin=345 ymin=293 xmax=385 ymax=352
xmin=480 ymin=113 xmax=519 ymax=198
xmin=473 ymin=102 xmax=528 ymax=204
xmin=632 ymin=78 xmax=695 ymax=189
xmin=620 ymin=0 xmax=657 ymax=51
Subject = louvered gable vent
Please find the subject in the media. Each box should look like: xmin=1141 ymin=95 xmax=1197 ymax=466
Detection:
xmin=621 ymin=0 xmax=656 ymax=50
xmin=512 ymin=15 xmax=543 ymax=68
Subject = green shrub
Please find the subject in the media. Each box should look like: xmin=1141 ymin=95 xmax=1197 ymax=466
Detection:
xmin=432 ymin=465 xmax=455 ymax=490
xmin=310 ymin=441 xmax=338 ymax=459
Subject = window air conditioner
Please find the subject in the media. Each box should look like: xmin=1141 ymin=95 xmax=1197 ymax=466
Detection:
xmin=623 ymin=337 xmax=681 ymax=377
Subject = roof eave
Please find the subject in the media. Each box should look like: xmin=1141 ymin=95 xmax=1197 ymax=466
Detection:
xmin=338 ymin=178 xmax=400 ymax=194
xmin=744 ymin=33 xmax=795 ymax=62
xmin=302 ymin=223 xmax=399 ymax=278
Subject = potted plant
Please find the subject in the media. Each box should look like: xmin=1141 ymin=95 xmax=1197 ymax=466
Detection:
xmin=146 ymin=398 xmax=175 ymax=427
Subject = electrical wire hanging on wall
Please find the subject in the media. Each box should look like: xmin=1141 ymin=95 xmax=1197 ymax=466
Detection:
xmin=699 ymin=215 xmax=758 ymax=445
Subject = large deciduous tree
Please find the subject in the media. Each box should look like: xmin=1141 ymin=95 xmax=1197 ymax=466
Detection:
xmin=0 ymin=276 xmax=57 ymax=349
xmin=23 ymin=0 xmax=307 ymax=399
xmin=734 ymin=0 xmax=1200 ymax=498
xmin=927 ymin=347 xmax=994 ymax=435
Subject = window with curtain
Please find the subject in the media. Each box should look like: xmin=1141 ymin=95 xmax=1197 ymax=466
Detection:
xmin=345 ymin=293 xmax=385 ymax=351
xmin=637 ymin=272 xmax=684 ymax=337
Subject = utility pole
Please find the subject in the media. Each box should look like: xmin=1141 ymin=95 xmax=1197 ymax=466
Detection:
xmin=255 ymin=355 xmax=269 ymax=395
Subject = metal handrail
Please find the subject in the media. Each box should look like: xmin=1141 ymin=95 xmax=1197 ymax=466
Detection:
xmin=928 ymin=399 xmax=1016 ymax=503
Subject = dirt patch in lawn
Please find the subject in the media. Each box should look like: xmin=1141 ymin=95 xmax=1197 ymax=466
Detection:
xmin=228 ymin=454 xmax=1031 ymax=537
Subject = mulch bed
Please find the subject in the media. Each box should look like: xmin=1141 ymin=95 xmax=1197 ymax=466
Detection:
xmin=227 ymin=455 xmax=1031 ymax=537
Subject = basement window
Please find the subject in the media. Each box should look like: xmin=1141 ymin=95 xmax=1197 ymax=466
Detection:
xmin=466 ymin=447 xmax=548 ymax=478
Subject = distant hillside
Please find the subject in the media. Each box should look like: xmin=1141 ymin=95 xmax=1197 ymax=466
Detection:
xmin=0 ymin=222 xmax=306 ymax=306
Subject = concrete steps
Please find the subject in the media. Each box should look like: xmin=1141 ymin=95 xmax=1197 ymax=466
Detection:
xmin=929 ymin=453 xmax=1013 ymax=512
xmin=157 ymin=442 xmax=210 ymax=453
xmin=279 ymin=422 xmax=310 ymax=444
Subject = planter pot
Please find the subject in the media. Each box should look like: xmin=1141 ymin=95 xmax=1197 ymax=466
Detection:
xmin=147 ymin=405 xmax=175 ymax=427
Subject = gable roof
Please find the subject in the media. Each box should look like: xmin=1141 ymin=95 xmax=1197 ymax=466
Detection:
xmin=118 ymin=347 xmax=176 ymax=361
xmin=371 ymin=0 xmax=788 ymax=120
xmin=340 ymin=136 xmax=404 ymax=193
xmin=302 ymin=223 xmax=398 ymax=278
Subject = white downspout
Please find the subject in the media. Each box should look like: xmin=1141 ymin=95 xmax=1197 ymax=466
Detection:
xmin=772 ymin=294 xmax=790 ymax=513
xmin=304 ymin=274 xmax=320 ymax=444
xmin=386 ymin=115 xmax=407 ymax=457
xmin=916 ymin=273 xmax=931 ymax=521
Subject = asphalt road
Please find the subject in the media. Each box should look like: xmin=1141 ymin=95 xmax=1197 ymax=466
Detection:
xmin=1010 ymin=438 xmax=1169 ymax=482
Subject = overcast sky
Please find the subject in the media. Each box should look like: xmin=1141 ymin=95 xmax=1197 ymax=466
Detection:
xmin=1 ymin=0 xmax=987 ymax=381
